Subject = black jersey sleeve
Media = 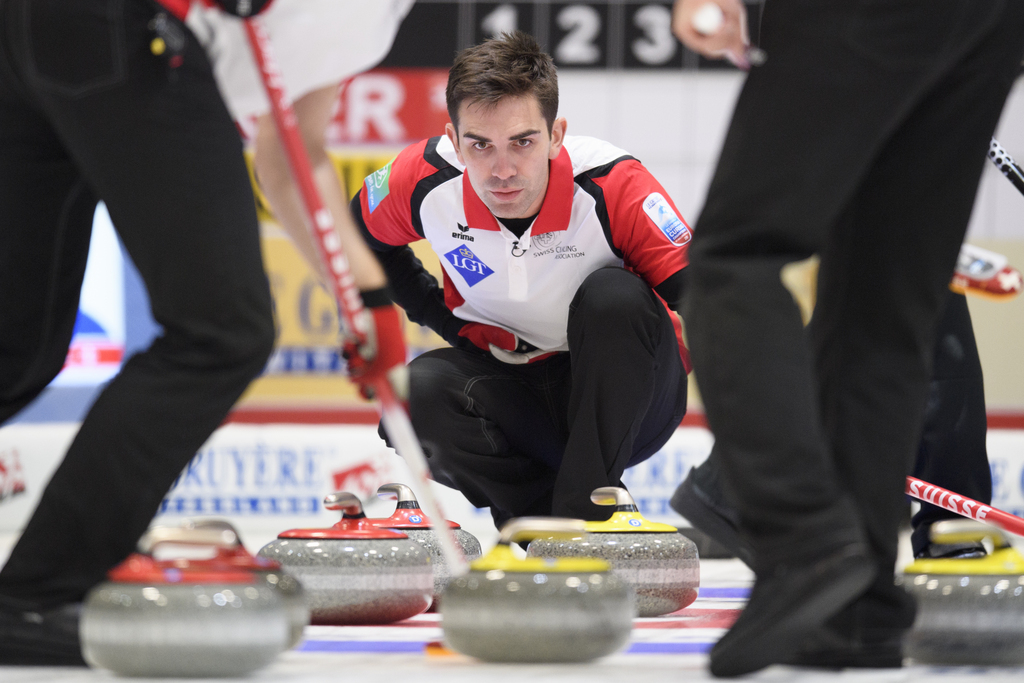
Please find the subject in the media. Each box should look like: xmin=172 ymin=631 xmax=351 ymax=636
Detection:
xmin=653 ymin=269 xmax=686 ymax=313
xmin=351 ymin=191 xmax=461 ymax=341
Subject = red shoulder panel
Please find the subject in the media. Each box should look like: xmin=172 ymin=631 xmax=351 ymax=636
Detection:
xmin=359 ymin=139 xmax=442 ymax=246
xmin=593 ymin=159 xmax=690 ymax=288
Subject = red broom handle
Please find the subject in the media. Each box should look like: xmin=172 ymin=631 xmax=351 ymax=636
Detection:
xmin=244 ymin=18 xmax=469 ymax=575
xmin=906 ymin=476 xmax=1024 ymax=538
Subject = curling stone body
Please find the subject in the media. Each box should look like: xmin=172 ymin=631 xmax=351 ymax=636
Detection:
xmin=182 ymin=519 xmax=308 ymax=647
xmin=81 ymin=531 xmax=291 ymax=677
xmin=372 ymin=483 xmax=483 ymax=600
xmin=901 ymin=520 xmax=1024 ymax=665
xmin=442 ymin=518 xmax=634 ymax=663
xmin=259 ymin=492 xmax=432 ymax=624
xmin=527 ymin=487 xmax=699 ymax=616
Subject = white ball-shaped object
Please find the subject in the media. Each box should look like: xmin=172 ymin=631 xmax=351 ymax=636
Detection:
xmin=692 ymin=3 xmax=724 ymax=36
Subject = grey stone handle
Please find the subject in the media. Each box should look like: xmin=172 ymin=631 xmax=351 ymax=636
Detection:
xmin=323 ymin=491 xmax=364 ymax=516
xmin=498 ymin=517 xmax=586 ymax=545
xmin=138 ymin=526 xmax=239 ymax=554
xmin=377 ymin=483 xmax=417 ymax=503
xmin=590 ymin=486 xmax=636 ymax=508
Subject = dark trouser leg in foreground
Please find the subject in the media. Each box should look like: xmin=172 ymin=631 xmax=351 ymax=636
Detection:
xmin=0 ymin=0 xmax=275 ymax=663
xmin=681 ymin=0 xmax=1024 ymax=676
xmin=406 ymin=268 xmax=686 ymax=527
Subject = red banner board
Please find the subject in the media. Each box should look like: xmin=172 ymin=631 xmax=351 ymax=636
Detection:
xmin=238 ymin=68 xmax=451 ymax=146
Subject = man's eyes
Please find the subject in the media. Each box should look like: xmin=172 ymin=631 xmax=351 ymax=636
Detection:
xmin=469 ymin=139 xmax=534 ymax=151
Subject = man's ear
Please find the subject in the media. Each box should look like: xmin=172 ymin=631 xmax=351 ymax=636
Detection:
xmin=445 ymin=122 xmax=465 ymax=166
xmin=549 ymin=117 xmax=567 ymax=159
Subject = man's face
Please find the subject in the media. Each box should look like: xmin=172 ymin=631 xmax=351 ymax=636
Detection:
xmin=446 ymin=95 xmax=567 ymax=219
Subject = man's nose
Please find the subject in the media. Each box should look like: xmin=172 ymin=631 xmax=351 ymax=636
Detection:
xmin=492 ymin=151 xmax=516 ymax=180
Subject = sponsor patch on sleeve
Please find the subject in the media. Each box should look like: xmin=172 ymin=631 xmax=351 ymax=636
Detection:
xmin=364 ymin=160 xmax=394 ymax=213
xmin=643 ymin=192 xmax=691 ymax=246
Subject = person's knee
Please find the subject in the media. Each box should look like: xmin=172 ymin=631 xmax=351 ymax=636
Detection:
xmin=570 ymin=267 xmax=659 ymax=332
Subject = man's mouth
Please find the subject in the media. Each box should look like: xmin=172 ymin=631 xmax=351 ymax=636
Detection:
xmin=490 ymin=188 xmax=523 ymax=202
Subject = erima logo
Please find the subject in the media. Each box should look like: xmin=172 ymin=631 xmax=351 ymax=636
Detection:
xmin=452 ymin=223 xmax=474 ymax=242
xmin=444 ymin=245 xmax=494 ymax=287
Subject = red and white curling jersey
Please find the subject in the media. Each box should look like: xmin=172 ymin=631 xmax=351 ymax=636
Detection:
xmin=358 ymin=134 xmax=692 ymax=370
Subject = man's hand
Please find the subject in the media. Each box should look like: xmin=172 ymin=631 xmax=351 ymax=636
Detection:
xmin=456 ymin=322 xmax=549 ymax=365
xmin=343 ymin=289 xmax=408 ymax=402
xmin=672 ymin=0 xmax=751 ymax=68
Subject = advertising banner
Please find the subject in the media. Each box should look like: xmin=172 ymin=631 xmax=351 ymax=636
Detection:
xmin=54 ymin=204 xmax=125 ymax=387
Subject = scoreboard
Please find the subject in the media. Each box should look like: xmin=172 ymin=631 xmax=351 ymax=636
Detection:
xmin=381 ymin=0 xmax=764 ymax=71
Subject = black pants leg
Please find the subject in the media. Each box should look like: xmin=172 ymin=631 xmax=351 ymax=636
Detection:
xmin=683 ymin=0 xmax=1024 ymax=581
xmin=555 ymin=268 xmax=687 ymax=519
xmin=910 ymin=291 xmax=991 ymax=555
xmin=0 ymin=0 xmax=275 ymax=607
xmin=406 ymin=268 xmax=686 ymax=527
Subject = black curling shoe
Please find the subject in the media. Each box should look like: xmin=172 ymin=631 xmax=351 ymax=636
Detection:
xmin=709 ymin=544 xmax=876 ymax=678
xmin=0 ymin=601 xmax=86 ymax=666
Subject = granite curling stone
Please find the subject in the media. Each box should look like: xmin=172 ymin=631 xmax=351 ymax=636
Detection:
xmin=526 ymin=487 xmax=699 ymax=616
xmin=900 ymin=519 xmax=1024 ymax=665
xmin=81 ymin=525 xmax=292 ymax=677
xmin=258 ymin=491 xmax=432 ymax=624
xmin=442 ymin=517 xmax=634 ymax=662
xmin=180 ymin=519 xmax=308 ymax=647
xmin=371 ymin=482 xmax=483 ymax=602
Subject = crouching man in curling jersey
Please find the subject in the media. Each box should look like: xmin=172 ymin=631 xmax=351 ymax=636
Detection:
xmin=352 ymin=31 xmax=693 ymax=528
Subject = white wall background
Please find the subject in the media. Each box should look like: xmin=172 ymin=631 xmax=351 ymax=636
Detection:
xmin=556 ymin=72 xmax=1024 ymax=240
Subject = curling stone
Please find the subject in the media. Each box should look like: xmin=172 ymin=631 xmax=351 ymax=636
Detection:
xmin=258 ymin=491 xmax=432 ymax=624
xmin=442 ymin=517 xmax=634 ymax=662
xmin=81 ymin=526 xmax=291 ymax=677
xmin=526 ymin=487 xmax=699 ymax=616
xmin=180 ymin=519 xmax=308 ymax=647
xmin=900 ymin=519 xmax=1024 ymax=665
xmin=371 ymin=483 xmax=483 ymax=601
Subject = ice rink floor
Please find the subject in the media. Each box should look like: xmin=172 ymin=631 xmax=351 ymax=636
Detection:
xmin=3 ymin=558 xmax=1024 ymax=683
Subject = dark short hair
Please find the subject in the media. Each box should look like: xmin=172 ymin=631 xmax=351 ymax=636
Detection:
xmin=446 ymin=31 xmax=559 ymax=132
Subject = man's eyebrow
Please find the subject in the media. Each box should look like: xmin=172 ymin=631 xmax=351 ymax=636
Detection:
xmin=462 ymin=129 xmax=542 ymax=143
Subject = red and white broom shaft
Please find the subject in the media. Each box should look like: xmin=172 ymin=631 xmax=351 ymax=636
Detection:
xmin=906 ymin=475 xmax=1024 ymax=538
xmin=244 ymin=19 xmax=469 ymax=575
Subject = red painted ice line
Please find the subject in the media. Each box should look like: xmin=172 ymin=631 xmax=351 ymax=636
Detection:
xmin=906 ymin=476 xmax=1024 ymax=538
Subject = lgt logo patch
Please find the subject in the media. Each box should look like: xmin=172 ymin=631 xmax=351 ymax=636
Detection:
xmin=444 ymin=245 xmax=494 ymax=286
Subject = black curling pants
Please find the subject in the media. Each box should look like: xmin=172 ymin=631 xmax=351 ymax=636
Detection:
xmin=682 ymin=0 xmax=1024 ymax=589
xmin=0 ymin=0 xmax=275 ymax=608
xmin=910 ymin=290 xmax=991 ymax=555
xmin=404 ymin=267 xmax=687 ymax=528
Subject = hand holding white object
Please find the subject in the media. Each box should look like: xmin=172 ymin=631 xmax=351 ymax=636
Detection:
xmin=672 ymin=0 xmax=754 ymax=70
